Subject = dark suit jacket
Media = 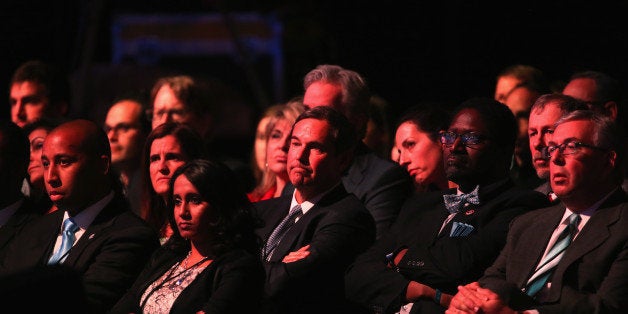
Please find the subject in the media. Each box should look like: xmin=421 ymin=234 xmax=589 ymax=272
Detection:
xmin=110 ymin=246 xmax=265 ymax=314
xmin=345 ymin=178 xmax=550 ymax=314
xmin=343 ymin=143 xmax=413 ymax=239
xmin=479 ymin=188 xmax=628 ymax=313
xmin=254 ymin=183 xmax=376 ymax=314
xmin=0 ymin=198 xmax=43 ymax=260
xmin=0 ymin=193 xmax=160 ymax=314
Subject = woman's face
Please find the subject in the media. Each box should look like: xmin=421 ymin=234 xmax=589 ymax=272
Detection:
xmin=27 ymin=127 xmax=49 ymax=191
xmin=149 ymin=135 xmax=187 ymax=197
xmin=173 ymin=174 xmax=212 ymax=242
xmin=254 ymin=116 xmax=271 ymax=172
xmin=266 ymin=118 xmax=292 ymax=180
xmin=395 ymin=121 xmax=445 ymax=189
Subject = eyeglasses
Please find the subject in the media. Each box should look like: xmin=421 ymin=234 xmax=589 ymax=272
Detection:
xmin=104 ymin=123 xmax=139 ymax=134
xmin=146 ymin=108 xmax=189 ymax=121
xmin=439 ymin=131 xmax=488 ymax=147
xmin=545 ymin=140 xmax=608 ymax=157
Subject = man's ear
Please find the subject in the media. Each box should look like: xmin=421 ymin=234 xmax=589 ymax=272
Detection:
xmin=603 ymin=101 xmax=618 ymax=121
xmin=99 ymin=155 xmax=111 ymax=175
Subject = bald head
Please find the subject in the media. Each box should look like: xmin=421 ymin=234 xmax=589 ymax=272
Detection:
xmin=43 ymin=119 xmax=112 ymax=213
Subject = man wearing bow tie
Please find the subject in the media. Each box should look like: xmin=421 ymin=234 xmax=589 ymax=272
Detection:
xmin=345 ymin=98 xmax=550 ymax=314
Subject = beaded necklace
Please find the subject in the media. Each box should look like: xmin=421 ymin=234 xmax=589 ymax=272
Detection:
xmin=140 ymin=251 xmax=211 ymax=310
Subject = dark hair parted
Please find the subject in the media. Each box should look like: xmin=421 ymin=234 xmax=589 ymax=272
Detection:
xmin=293 ymin=106 xmax=359 ymax=156
xmin=10 ymin=60 xmax=71 ymax=106
xmin=140 ymin=123 xmax=208 ymax=235
xmin=168 ymin=159 xmax=262 ymax=257
xmin=396 ymin=104 xmax=451 ymax=143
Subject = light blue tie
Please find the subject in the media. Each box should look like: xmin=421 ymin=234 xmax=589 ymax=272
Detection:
xmin=443 ymin=185 xmax=480 ymax=214
xmin=48 ymin=218 xmax=79 ymax=265
xmin=525 ymin=213 xmax=581 ymax=297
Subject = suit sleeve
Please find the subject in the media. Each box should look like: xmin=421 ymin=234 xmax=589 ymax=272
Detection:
xmin=264 ymin=207 xmax=375 ymax=297
xmin=81 ymin=223 xmax=160 ymax=313
xmin=397 ymin=192 xmax=548 ymax=290
xmin=362 ymin=164 xmax=413 ymax=240
xmin=344 ymin=222 xmax=414 ymax=313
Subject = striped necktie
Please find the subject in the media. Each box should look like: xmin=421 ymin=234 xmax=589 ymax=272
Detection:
xmin=264 ymin=205 xmax=303 ymax=261
xmin=525 ymin=213 xmax=581 ymax=297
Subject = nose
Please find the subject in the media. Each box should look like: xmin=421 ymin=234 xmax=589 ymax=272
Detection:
xmin=550 ymin=148 xmax=565 ymax=165
xmin=107 ymin=129 xmax=118 ymax=142
xmin=398 ymin=150 xmax=410 ymax=167
xmin=45 ymin=164 xmax=61 ymax=188
xmin=12 ymin=102 xmax=26 ymax=121
xmin=157 ymin=159 xmax=170 ymax=174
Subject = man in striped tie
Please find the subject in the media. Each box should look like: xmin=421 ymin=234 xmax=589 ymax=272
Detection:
xmin=447 ymin=110 xmax=628 ymax=313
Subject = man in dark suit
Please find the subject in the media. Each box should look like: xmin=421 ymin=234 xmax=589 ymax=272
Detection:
xmin=302 ymin=64 xmax=413 ymax=239
xmin=345 ymin=98 xmax=550 ymax=314
xmin=0 ymin=121 xmax=44 ymax=259
xmin=0 ymin=119 xmax=160 ymax=313
xmin=255 ymin=106 xmax=376 ymax=314
xmin=448 ymin=110 xmax=627 ymax=313
xmin=527 ymin=94 xmax=587 ymax=198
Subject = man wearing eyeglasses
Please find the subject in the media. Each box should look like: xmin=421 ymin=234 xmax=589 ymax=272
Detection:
xmin=448 ymin=110 xmax=627 ymax=314
xmin=346 ymin=97 xmax=550 ymax=314
xmin=104 ymin=97 xmax=150 ymax=215
xmin=526 ymin=94 xmax=588 ymax=200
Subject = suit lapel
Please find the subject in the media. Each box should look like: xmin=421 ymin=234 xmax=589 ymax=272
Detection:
xmin=514 ymin=206 xmax=564 ymax=286
xmin=545 ymin=189 xmax=626 ymax=301
xmin=268 ymin=185 xmax=348 ymax=262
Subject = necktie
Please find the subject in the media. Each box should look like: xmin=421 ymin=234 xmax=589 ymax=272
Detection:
xmin=264 ymin=205 xmax=303 ymax=261
xmin=443 ymin=186 xmax=480 ymax=214
xmin=525 ymin=213 xmax=581 ymax=297
xmin=48 ymin=218 xmax=79 ymax=265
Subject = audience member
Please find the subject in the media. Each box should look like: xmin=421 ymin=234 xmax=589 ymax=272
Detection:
xmin=104 ymin=97 xmax=150 ymax=215
xmin=149 ymin=74 xmax=255 ymax=192
xmin=248 ymin=98 xmax=305 ymax=202
xmin=250 ymin=103 xmax=284 ymax=189
xmin=527 ymin=94 xmax=588 ymax=197
xmin=0 ymin=121 xmax=43 ymax=260
xmin=562 ymin=70 xmax=622 ymax=122
xmin=21 ymin=118 xmax=60 ymax=213
xmin=0 ymin=119 xmax=160 ymax=313
xmin=141 ymin=122 xmax=207 ymax=243
xmin=111 ymin=159 xmax=264 ymax=313
xmin=561 ymin=70 xmax=628 ymax=191
xmin=255 ymin=106 xmax=375 ymax=314
xmin=447 ymin=110 xmax=627 ymax=313
xmin=494 ymin=64 xmax=550 ymax=114
xmin=393 ymin=105 xmax=451 ymax=193
xmin=302 ymin=64 xmax=413 ymax=239
xmin=493 ymin=65 xmax=551 ymax=190
xmin=8 ymin=60 xmax=71 ymax=128
xmin=345 ymin=98 xmax=550 ymax=314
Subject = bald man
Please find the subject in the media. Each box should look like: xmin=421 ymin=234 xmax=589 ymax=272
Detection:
xmin=0 ymin=119 xmax=159 ymax=313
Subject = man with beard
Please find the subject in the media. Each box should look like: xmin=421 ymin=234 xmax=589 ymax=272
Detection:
xmin=345 ymin=98 xmax=550 ymax=314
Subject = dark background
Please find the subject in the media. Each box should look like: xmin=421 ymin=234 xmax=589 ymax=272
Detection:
xmin=2 ymin=0 xmax=627 ymax=156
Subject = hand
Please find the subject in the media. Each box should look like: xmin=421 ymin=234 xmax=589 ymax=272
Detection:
xmin=447 ymin=282 xmax=516 ymax=314
xmin=282 ymin=244 xmax=311 ymax=263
